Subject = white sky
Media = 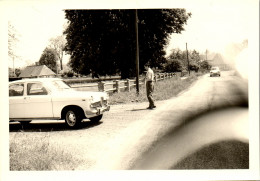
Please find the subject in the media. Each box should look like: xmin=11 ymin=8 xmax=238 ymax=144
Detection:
xmin=165 ymin=1 xmax=254 ymax=56
xmin=4 ymin=0 xmax=257 ymax=68
xmin=7 ymin=5 xmax=67 ymax=68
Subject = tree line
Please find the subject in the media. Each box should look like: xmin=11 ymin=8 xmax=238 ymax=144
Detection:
xmin=164 ymin=48 xmax=211 ymax=73
xmin=10 ymin=9 xmax=200 ymax=78
xmin=63 ymin=9 xmax=191 ymax=79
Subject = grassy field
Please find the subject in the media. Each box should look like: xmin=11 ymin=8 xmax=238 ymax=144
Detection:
xmin=9 ymin=133 xmax=82 ymax=170
xmin=172 ymin=140 xmax=249 ymax=169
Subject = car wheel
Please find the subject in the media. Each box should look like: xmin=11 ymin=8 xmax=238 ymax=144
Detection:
xmin=89 ymin=115 xmax=103 ymax=123
xmin=65 ymin=109 xmax=83 ymax=128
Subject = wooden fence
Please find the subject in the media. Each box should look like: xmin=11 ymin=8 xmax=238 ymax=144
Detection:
xmin=70 ymin=72 xmax=177 ymax=93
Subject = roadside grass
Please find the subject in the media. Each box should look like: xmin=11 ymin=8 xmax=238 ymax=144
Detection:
xmin=10 ymin=133 xmax=82 ymax=170
xmin=109 ymin=74 xmax=200 ymax=105
xmin=172 ymin=140 xmax=249 ymax=169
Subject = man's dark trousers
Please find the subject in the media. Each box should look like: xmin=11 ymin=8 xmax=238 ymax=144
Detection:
xmin=146 ymin=81 xmax=155 ymax=108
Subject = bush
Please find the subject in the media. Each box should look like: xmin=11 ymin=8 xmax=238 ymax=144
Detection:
xmin=163 ymin=59 xmax=183 ymax=72
xmin=63 ymin=71 xmax=75 ymax=77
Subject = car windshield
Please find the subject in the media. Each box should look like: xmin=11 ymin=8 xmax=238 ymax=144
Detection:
xmin=51 ymin=80 xmax=71 ymax=90
xmin=211 ymin=67 xmax=218 ymax=70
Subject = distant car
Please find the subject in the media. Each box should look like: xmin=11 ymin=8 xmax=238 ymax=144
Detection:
xmin=9 ymin=78 xmax=110 ymax=128
xmin=210 ymin=66 xmax=221 ymax=77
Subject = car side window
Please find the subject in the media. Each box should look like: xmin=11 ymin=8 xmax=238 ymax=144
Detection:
xmin=9 ymin=84 xmax=24 ymax=97
xmin=27 ymin=83 xmax=48 ymax=95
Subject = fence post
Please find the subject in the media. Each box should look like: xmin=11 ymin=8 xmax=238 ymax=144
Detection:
xmin=98 ymin=81 xmax=105 ymax=92
xmin=115 ymin=80 xmax=120 ymax=93
xmin=126 ymin=79 xmax=130 ymax=92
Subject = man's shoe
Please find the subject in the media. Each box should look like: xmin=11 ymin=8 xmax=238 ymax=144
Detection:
xmin=147 ymin=106 xmax=156 ymax=109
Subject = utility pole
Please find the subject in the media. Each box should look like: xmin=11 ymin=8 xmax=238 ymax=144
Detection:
xmin=186 ymin=43 xmax=190 ymax=76
xmin=206 ymin=49 xmax=208 ymax=61
xmin=135 ymin=9 xmax=140 ymax=95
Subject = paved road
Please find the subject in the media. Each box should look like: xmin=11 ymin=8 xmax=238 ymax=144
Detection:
xmin=9 ymin=71 xmax=248 ymax=170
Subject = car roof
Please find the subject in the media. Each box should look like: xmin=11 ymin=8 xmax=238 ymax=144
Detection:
xmin=9 ymin=78 xmax=62 ymax=84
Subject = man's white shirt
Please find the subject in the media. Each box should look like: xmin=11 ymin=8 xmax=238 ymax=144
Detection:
xmin=146 ymin=68 xmax=154 ymax=81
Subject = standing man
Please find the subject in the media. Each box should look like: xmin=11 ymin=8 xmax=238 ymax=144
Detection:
xmin=145 ymin=65 xmax=156 ymax=109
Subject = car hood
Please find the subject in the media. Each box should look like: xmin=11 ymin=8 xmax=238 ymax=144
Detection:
xmin=210 ymin=70 xmax=219 ymax=73
xmin=51 ymin=89 xmax=108 ymax=100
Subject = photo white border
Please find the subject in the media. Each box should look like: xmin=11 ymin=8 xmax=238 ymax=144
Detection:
xmin=1 ymin=0 xmax=259 ymax=181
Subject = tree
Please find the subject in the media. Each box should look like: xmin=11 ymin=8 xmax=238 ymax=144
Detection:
xmin=49 ymin=35 xmax=66 ymax=71
xmin=64 ymin=9 xmax=191 ymax=79
xmin=8 ymin=22 xmax=19 ymax=58
xmin=200 ymin=60 xmax=211 ymax=70
xmin=190 ymin=50 xmax=200 ymax=65
xmin=39 ymin=47 xmax=58 ymax=73
xmin=163 ymin=59 xmax=183 ymax=72
xmin=189 ymin=63 xmax=199 ymax=72
xmin=15 ymin=68 xmax=21 ymax=77
xmin=8 ymin=22 xmax=20 ymax=76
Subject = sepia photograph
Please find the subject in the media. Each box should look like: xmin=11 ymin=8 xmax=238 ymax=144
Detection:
xmin=0 ymin=0 xmax=259 ymax=180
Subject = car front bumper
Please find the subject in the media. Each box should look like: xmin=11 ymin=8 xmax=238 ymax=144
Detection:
xmin=210 ymin=72 xmax=220 ymax=76
xmin=86 ymin=105 xmax=110 ymax=118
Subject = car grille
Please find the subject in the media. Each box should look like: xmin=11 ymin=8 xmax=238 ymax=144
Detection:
xmin=92 ymin=98 xmax=108 ymax=107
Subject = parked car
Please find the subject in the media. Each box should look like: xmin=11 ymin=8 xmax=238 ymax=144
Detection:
xmin=210 ymin=66 xmax=221 ymax=77
xmin=9 ymin=78 xmax=110 ymax=128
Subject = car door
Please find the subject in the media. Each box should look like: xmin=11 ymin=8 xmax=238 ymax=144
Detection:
xmin=9 ymin=83 xmax=26 ymax=119
xmin=23 ymin=82 xmax=53 ymax=118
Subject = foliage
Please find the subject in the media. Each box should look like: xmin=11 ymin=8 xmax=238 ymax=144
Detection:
xmin=166 ymin=48 xmax=202 ymax=72
xmin=8 ymin=22 xmax=19 ymax=59
xmin=163 ymin=59 xmax=183 ymax=72
xmin=200 ymin=60 xmax=211 ymax=70
xmin=65 ymin=71 xmax=75 ymax=77
xmin=64 ymin=9 xmax=191 ymax=79
xmin=15 ymin=68 xmax=21 ymax=77
xmin=39 ymin=47 xmax=58 ymax=73
xmin=190 ymin=50 xmax=200 ymax=65
xmin=49 ymin=35 xmax=66 ymax=71
xmin=189 ymin=63 xmax=199 ymax=72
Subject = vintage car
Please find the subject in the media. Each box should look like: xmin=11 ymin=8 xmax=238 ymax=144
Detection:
xmin=9 ymin=78 xmax=110 ymax=128
xmin=210 ymin=66 xmax=221 ymax=77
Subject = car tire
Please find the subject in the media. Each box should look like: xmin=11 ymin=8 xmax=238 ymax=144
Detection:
xmin=89 ymin=115 xmax=103 ymax=123
xmin=65 ymin=109 xmax=83 ymax=128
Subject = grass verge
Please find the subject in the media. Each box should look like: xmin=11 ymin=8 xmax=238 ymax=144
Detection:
xmin=10 ymin=133 xmax=82 ymax=170
xmin=109 ymin=74 xmax=200 ymax=105
xmin=172 ymin=140 xmax=249 ymax=169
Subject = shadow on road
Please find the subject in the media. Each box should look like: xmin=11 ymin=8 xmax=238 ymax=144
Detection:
xmin=129 ymin=108 xmax=150 ymax=111
xmin=9 ymin=121 xmax=103 ymax=132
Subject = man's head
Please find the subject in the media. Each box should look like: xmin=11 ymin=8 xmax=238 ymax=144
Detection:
xmin=144 ymin=63 xmax=150 ymax=71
